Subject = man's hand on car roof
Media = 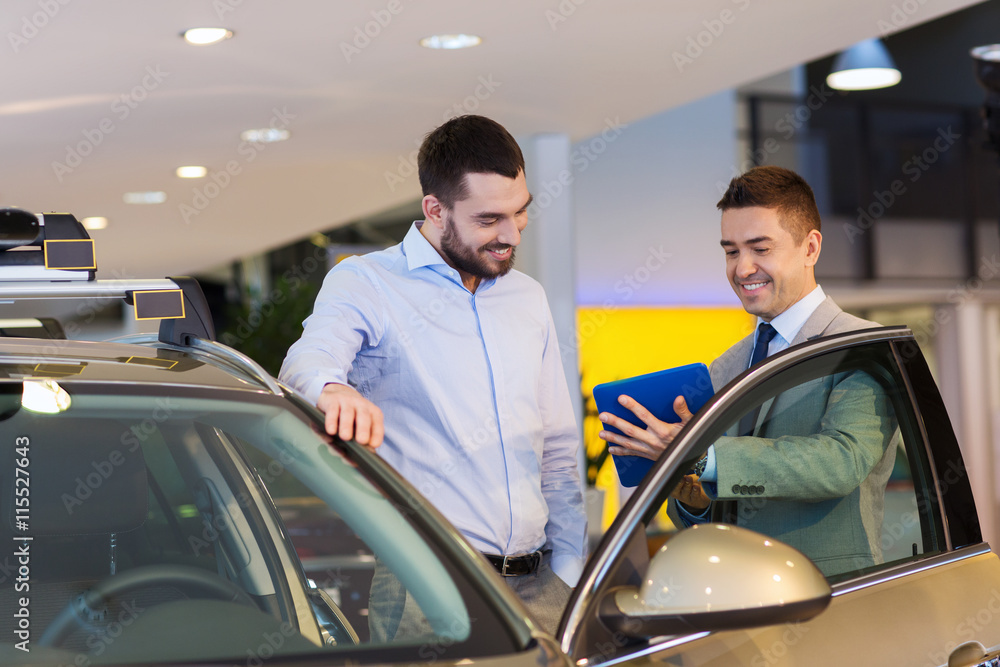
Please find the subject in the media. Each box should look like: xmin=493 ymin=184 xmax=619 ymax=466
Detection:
xmin=318 ymin=382 xmax=384 ymax=450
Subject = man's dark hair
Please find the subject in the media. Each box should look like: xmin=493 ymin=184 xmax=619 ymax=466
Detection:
xmin=418 ymin=115 xmax=524 ymax=209
xmin=716 ymin=165 xmax=821 ymax=242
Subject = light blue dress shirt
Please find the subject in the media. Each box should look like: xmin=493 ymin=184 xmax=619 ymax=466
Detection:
xmin=279 ymin=223 xmax=587 ymax=585
xmin=682 ymin=286 xmax=827 ymax=519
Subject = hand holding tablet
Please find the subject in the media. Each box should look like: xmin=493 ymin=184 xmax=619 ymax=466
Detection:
xmin=594 ymin=363 xmax=713 ymax=487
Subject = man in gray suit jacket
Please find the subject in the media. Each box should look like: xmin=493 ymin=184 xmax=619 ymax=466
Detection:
xmin=599 ymin=165 xmax=896 ymax=577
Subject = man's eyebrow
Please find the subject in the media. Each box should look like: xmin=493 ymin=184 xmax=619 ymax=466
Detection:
xmin=720 ymin=235 xmax=772 ymax=247
xmin=473 ymin=194 xmax=534 ymax=218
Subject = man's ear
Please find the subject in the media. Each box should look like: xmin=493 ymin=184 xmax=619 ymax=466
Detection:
xmin=803 ymin=229 xmax=822 ymax=267
xmin=422 ymin=194 xmax=445 ymax=229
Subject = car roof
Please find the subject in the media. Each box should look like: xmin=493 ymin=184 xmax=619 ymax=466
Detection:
xmin=0 ymin=336 xmax=270 ymax=392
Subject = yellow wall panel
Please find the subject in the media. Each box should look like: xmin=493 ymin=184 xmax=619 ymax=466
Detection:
xmin=576 ymin=306 xmax=754 ymax=530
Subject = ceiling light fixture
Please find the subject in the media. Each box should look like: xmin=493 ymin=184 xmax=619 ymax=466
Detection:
xmin=240 ymin=128 xmax=290 ymax=143
xmin=81 ymin=216 xmax=108 ymax=230
xmin=182 ymin=28 xmax=233 ymax=45
xmin=970 ymin=44 xmax=1000 ymax=240
xmin=827 ymin=38 xmax=901 ymax=91
xmin=971 ymin=44 xmax=1000 ymax=150
xmin=176 ymin=166 xmax=208 ymax=178
xmin=123 ymin=191 xmax=167 ymax=205
xmin=419 ymin=34 xmax=482 ymax=50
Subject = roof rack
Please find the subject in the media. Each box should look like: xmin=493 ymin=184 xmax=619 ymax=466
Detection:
xmin=113 ymin=333 xmax=284 ymax=395
xmin=0 ymin=209 xmax=215 ymax=345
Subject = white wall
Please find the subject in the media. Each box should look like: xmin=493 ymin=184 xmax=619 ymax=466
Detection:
xmin=572 ymin=90 xmax=741 ymax=308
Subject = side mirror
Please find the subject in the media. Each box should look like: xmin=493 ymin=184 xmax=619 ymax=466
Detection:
xmin=600 ymin=524 xmax=831 ymax=638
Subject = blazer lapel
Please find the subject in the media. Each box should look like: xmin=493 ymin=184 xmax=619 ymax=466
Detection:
xmin=789 ymin=296 xmax=843 ymax=346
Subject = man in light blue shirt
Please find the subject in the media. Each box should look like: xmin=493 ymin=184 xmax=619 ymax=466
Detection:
xmin=280 ymin=115 xmax=586 ymax=636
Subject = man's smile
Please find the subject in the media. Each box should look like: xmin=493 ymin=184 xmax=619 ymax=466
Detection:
xmin=740 ymin=280 xmax=769 ymax=293
xmin=486 ymin=246 xmax=512 ymax=260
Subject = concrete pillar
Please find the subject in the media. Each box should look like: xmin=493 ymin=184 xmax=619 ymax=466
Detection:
xmin=518 ymin=133 xmax=582 ymax=432
xmin=938 ymin=300 xmax=997 ymax=548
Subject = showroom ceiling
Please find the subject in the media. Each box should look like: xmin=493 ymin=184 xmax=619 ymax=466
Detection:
xmin=0 ymin=0 xmax=984 ymax=278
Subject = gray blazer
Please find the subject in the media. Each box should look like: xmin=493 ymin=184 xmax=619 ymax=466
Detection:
xmin=707 ymin=297 xmax=897 ymax=576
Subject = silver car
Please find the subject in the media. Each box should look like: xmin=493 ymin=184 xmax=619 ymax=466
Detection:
xmin=1 ymin=279 xmax=997 ymax=666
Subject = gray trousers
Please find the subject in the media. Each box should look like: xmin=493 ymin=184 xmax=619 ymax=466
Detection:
xmin=368 ymin=559 xmax=572 ymax=642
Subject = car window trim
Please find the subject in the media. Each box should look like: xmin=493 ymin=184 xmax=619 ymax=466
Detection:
xmin=889 ymin=340 xmax=951 ymax=552
xmin=891 ymin=338 xmax=983 ymax=549
xmin=206 ymin=424 xmax=323 ymax=643
xmin=830 ymin=543 xmax=990 ymax=596
xmin=561 ymin=326 xmax=917 ymax=658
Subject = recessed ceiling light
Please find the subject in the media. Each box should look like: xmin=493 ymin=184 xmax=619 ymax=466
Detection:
xmin=81 ymin=216 xmax=108 ymax=230
xmin=182 ymin=28 xmax=233 ymax=45
xmin=240 ymin=128 xmax=290 ymax=143
xmin=419 ymin=34 xmax=482 ymax=50
xmin=123 ymin=191 xmax=167 ymax=205
xmin=176 ymin=166 xmax=208 ymax=178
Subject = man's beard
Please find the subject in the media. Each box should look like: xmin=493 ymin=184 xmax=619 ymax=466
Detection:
xmin=440 ymin=216 xmax=516 ymax=280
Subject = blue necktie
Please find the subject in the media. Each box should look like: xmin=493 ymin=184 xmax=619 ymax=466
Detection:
xmin=738 ymin=322 xmax=777 ymax=436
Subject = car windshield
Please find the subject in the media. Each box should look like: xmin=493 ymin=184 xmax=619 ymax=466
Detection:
xmin=0 ymin=382 xmax=515 ymax=664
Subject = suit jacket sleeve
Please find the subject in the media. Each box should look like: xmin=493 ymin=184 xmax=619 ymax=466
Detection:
xmin=712 ymin=368 xmax=897 ymax=502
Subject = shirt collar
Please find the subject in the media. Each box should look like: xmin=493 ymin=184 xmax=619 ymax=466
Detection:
xmin=402 ymin=221 xmax=449 ymax=271
xmin=401 ymin=221 xmax=496 ymax=291
xmin=762 ymin=285 xmax=826 ymax=345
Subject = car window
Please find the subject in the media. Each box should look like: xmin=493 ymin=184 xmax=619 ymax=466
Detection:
xmin=646 ymin=340 xmax=946 ymax=581
xmin=0 ymin=387 xmax=518 ymax=664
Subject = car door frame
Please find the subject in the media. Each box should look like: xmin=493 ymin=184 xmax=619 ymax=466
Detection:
xmin=558 ymin=326 xmax=983 ymax=664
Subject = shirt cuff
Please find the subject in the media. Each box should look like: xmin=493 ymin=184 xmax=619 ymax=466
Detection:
xmin=701 ymin=445 xmax=718 ymax=482
xmin=550 ymin=553 xmax=585 ymax=587
xmin=676 ymin=501 xmax=711 ymax=526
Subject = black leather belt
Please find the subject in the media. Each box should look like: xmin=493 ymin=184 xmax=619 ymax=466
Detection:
xmin=483 ymin=550 xmax=550 ymax=577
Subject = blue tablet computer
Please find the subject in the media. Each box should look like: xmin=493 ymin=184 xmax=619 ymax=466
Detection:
xmin=593 ymin=362 xmax=713 ymax=487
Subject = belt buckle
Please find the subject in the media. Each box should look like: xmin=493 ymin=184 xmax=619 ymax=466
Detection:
xmin=500 ymin=555 xmax=514 ymax=577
